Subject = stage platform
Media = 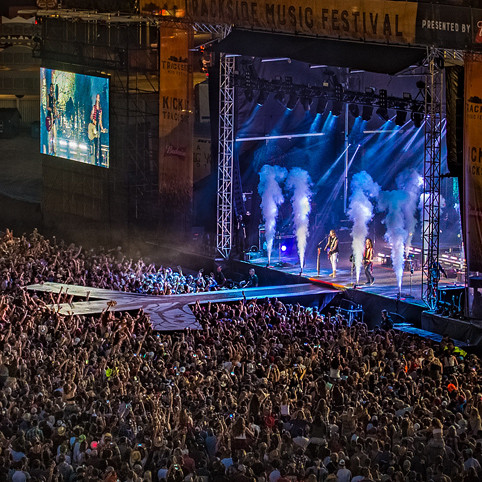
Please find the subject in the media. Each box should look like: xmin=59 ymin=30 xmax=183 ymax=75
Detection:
xmin=26 ymin=282 xmax=337 ymax=332
xmin=246 ymin=254 xmax=462 ymax=307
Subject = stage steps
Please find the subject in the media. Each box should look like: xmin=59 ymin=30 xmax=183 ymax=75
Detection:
xmin=393 ymin=322 xmax=469 ymax=347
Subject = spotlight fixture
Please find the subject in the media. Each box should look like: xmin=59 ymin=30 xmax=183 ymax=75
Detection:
xmin=301 ymin=97 xmax=312 ymax=112
xmin=365 ymin=87 xmax=375 ymax=95
xmin=376 ymin=107 xmax=389 ymax=122
xmin=256 ymin=90 xmax=269 ymax=106
xmin=316 ymin=98 xmax=327 ymax=115
xmin=274 ymin=92 xmax=286 ymax=106
xmin=286 ymin=94 xmax=299 ymax=110
xmin=411 ymin=109 xmax=423 ymax=128
xmin=395 ymin=109 xmax=407 ymax=127
xmin=332 ymin=100 xmax=342 ymax=117
xmin=411 ymin=102 xmax=424 ymax=128
xmin=348 ymin=104 xmax=360 ymax=118
xmin=244 ymin=89 xmax=254 ymax=103
xmin=361 ymin=105 xmax=373 ymax=121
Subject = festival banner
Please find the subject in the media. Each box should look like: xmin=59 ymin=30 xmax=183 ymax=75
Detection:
xmin=186 ymin=0 xmax=418 ymax=44
xmin=464 ymin=55 xmax=482 ymax=273
xmin=159 ymin=26 xmax=193 ymax=232
xmin=415 ymin=4 xmax=482 ymax=51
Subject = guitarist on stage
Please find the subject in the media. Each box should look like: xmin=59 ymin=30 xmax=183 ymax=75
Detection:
xmin=324 ymin=229 xmax=339 ymax=278
xmin=89 ymin=94 xmax=107 ymax=165
xmin=46 ymin=83 xmax=58 ymax=155
xmin=363 ymin=238 xmax=375 ymax=285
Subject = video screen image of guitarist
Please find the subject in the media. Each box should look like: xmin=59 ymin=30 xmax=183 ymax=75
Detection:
xmin=40 ymin=68 xmax=110 ymax=168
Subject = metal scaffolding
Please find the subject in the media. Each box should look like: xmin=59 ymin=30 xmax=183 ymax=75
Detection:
xmin=216 ymin=28 xmax=235 ymax=259
xmin=421 ymin=49 xmax=444 ymax=310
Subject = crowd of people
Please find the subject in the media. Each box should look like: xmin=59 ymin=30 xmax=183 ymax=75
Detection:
xmin=0 ymin=229 xmax=237 ymax=295
xmin=0 ymin=230 xmax=481 ymax=482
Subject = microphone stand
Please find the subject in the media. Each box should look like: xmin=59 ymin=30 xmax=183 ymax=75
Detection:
xmin=317 ymin=235 xmax=328 ymax=276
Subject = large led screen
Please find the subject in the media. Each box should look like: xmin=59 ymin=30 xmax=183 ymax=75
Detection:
xmin=40 ymin=68 xmax=110 ymax=168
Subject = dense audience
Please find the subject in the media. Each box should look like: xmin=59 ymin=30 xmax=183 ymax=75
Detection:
xmin=0 ymin=229 xmax=229 ymax=294
xmin=0 ymin=230 xmax=481 ymax=482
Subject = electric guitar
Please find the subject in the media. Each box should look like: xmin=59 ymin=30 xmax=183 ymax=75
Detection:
xmin=88 ymin=122 xmax=107 ymax=141
xmin=45 ymin=109 xmax=59 ymax=132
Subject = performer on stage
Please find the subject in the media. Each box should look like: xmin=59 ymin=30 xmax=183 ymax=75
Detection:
xmin=325 ymin=230 xmax=339 ymax=277
xmin=363 ymin=238 xmax=375 ymax=285
xmin=46 ymin=83 xmax=57 ymax=155
xmin=89 ymin=94 xmax=107 ymax=166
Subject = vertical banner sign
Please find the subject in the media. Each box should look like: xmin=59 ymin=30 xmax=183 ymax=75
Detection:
xmin=159 ymin=27 xmax=193 ymax=232
xmin=464 ymin=55 xmax=482 ymax=272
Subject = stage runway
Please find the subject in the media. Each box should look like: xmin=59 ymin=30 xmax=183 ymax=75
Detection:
xmin=26 ymin=282 xmax=338 ymax=332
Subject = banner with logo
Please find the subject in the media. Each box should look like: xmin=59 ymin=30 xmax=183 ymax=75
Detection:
xmin=159 ymin=26 xmax=193 ymax=232
xmin=464 ymin=55 xmax=482 ymax=273
xmin=193 ymin=137 xmax=211 ymax=183
xmin=187 ymin=0 xmax=417 ymax=44
xmin=415 ymin=4 xmax=482 ymax=51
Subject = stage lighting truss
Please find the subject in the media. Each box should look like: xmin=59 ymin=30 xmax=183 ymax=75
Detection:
xmin=235 ymin=73 xmax=425 ymax=118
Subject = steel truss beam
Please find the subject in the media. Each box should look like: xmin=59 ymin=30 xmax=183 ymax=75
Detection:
xmin=216 ymin=27 xmax=235 ymax=260
xmin=234 ymin=75 xmax=424 ymax=113
xmin=421 ymin=49 xmax=444 ymax=310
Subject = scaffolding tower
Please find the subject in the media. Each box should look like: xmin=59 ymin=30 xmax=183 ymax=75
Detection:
xmin=216 ymin=27 xmax=235 ymax=259
xmin=34 ymin=12 xmax=176 ymax=240
xmin=421 ymin=49 xmax=444 ymax=310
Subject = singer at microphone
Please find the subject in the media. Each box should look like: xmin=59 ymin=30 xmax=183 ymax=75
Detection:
xmin=325 ymin=230 xmax=339 ymax=278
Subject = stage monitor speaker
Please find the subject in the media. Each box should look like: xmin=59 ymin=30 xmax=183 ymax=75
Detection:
xmin=437 ymin=286 xmax=465 ymax=312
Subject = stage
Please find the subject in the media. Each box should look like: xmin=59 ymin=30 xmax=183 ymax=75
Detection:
xmin=246 ymin=251 xmax=463 ymax=307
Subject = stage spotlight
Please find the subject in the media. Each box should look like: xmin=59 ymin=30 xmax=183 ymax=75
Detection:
xmin=286 ymin=94 xmax=299 ymax=110
xmin=395 ymin=109 xmax=407 ymax=126
xmin=411 ymin=110 xmax=424 ymax=128
xmin=256 ymin=90 xmax=269 ymax=106
xmin=301 ymin=97 xmax=312 ymax=112
xmin=244 ymin=89 xmax=254 ymax=102
xmin=316 ymin=98 xmax=327 ymax=115
xmin=274 ymin=92 xmax=286 ymax=106
xmin=281 ymin=245 xmax=287 ymax=252
xmin=348 ymin=104 xmax=360 ymax=118
xmin=376 ymin=107 xmax=389 ymax=122
xmin=332 ymin=100 xmax=342 ymax=117
xmin=361 ymin=105 xmax=373 ymax=121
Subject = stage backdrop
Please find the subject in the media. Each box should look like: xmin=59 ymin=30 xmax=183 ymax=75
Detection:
xmin=464 ymin=54 xmax=482 ymax=273
xmin=159 ymin=26 xmax=194 ymax=234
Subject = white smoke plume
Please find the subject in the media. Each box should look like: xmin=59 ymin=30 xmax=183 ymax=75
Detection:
xmin=379 ymin=190 xmax=410 ymax=291
xmin=347 ymin=171 xmax=380 ymax=283
xmin=396 ymin=169 xmax=423 ymax=257
xmin=258 ymin=165 xmax=287 ymax=264
xmin=286 ymin=168 xmax=312 ymax=269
